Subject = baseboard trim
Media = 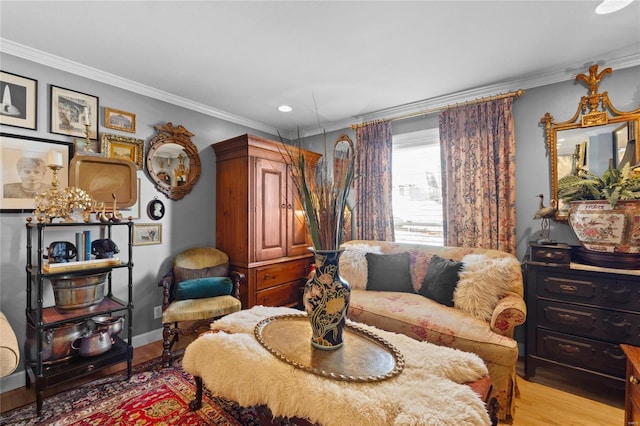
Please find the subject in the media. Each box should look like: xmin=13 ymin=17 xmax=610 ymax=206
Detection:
xmin=0 ymin=327 xmax=163 ymax=393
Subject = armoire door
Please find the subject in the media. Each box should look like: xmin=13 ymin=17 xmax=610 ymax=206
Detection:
xmin=287 ymin=169 xmax=312 ymax=256
xmin=255 ymin=158 xmax=287 ymax=261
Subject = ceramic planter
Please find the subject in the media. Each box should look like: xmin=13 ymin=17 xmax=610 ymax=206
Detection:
xmin=569 ymin=200 xmax=640 ymax=253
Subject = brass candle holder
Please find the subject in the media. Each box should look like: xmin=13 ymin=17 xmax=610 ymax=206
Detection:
xmin=33 ymin=164 xmax=94 ymax=223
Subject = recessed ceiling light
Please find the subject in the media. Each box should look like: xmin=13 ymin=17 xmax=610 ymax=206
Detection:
xmin=595 ymin=0 xmax=633 ymax=14
xmin=278 ymin=105 xmax=293 ymax=112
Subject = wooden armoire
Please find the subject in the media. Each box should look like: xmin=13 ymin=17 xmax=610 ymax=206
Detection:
xmin=212 ymin=134 xmax=321 ymax=309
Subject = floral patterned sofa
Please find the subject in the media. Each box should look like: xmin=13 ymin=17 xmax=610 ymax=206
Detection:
xmin=341 ymin=240 xmax=526 ymax=421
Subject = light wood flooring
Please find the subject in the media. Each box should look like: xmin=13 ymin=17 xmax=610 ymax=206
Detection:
xmin=0 ymin=336 xmax=625 ymax=425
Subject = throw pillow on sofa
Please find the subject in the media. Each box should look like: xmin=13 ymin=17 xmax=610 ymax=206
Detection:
xmin=453 ymin=254 xmax=520 ymax=321
xmin=418 ymin=255 xmax=463 ymax=306
xmin=365 ymin=252 xmax=414 ymax=293
xmin=339 ymin=244 xmax=383 ymax=290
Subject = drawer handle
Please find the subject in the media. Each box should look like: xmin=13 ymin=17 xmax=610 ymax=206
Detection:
xmin=559 ymin=284 xmax=577 ymax=294
xmin=631 ymin=375 xmax=639 ymax=385
xmin=539 ymin=250 xmax=561 ymax=259
xmin=264 ymin=273 xmax=273 ymax=280
xmin=558 ymin=344 xmax=580 ymax=354
xmin=557 ymin=313 xmax=579 ymax=324
xmin=87 ymin=364 xmax=95 ymax=371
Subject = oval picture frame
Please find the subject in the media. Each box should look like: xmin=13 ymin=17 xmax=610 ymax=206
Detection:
xmin=147 ymin=199 xmax=165 ymax=220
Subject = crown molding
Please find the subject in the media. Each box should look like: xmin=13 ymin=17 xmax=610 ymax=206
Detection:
xmin=0 ymin=39 xmax=279 ymax=136
xmin=3 ymin=38 xmax=638 ymax=139
xmin=305 ymin=44 xmax=640 ymax=137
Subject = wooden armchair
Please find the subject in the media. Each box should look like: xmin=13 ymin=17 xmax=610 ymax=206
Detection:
xmin=159 ymin=247 xmax=242 ymax=367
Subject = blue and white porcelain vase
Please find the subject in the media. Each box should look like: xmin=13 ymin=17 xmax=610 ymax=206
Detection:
xmin=303 ymin=249 xmax=351 ymax=350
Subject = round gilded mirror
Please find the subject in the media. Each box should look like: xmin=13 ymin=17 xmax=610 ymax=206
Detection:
xmin=146 ymin=123 xmax=201 ymax=200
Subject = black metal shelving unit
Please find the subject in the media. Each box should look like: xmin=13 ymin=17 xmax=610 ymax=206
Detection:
xmin=24 ymin=218 xmax=134 ymax=416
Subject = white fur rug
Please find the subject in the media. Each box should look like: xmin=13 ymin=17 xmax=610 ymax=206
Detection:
xmin=182 ymin=306 xmax=490 ymax=426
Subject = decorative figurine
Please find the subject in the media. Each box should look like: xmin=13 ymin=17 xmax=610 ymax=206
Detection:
xmin=533 ymin=193 xmax=557 ymax=244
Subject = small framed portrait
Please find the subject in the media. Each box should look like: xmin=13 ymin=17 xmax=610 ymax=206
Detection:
xmin=0 ymin=71 xmax=38 ymax=130
xmin=101 ymin=133 xmax=144 ymax=170
xmin=1 ymin=133 xmax=73 ymax=212
xmin=133 ymin=223 xmax=162 ymax=246
xmin=147 ymin=198 xmax=165 ymax=220
xmin=104 ymin=107 xmax=136 ymax=133
xmin=50 ymin=85 xmax=99 ymax=139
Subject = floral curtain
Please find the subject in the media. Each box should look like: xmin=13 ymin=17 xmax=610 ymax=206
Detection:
xmin=354 ymin=121 xmax=395 ymax=241
xmin=438 ymin=98 xmax=517 ymax=253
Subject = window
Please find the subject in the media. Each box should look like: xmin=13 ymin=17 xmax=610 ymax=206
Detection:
xmin=392 ymin=129 xmax=443 ymax=245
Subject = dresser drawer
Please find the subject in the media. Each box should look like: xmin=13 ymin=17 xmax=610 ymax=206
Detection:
xmin=256 ymin=259 xmax=310 ymax=290
xmin=537 ymin=270 xmax=640 ymax=311
xmin=538 ymin=300 xmax=640 ymax=345
xmin=256 ymin=280 xmax=302 ymax=307
xmin=529 ymin=243 xmax=571 ymax=264
xmin=537 ymin=329 xmax=626 ymax=377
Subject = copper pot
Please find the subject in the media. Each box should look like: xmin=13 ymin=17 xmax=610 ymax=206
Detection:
xmin=72 ymin=330 xmax=112 ymax=357
xmin=92 ymin=315 xmax=124 ymax=343
xmin=25 ymin=321 xmax=89 ymax=363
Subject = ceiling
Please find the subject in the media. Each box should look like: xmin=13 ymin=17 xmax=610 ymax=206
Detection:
xmin=1 ymin=1 xmax=639 ymax=137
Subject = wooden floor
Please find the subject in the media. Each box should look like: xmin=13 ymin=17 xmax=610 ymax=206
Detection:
xmin=0 ymin=336 xmax=625 ymax=425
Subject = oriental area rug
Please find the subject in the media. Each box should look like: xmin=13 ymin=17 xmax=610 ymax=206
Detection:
xmin=0 ymin=352 xmax=270 ymax=426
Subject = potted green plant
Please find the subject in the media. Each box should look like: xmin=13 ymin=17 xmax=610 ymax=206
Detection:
xmin=557 ymin=163 xmax=640 ymax=255
xmin=557 ymin=163 xmax=640 ymax=208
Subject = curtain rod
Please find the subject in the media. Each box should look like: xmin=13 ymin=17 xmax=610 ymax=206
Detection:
xmin=350 ymin=89 xmax=524 ymax=130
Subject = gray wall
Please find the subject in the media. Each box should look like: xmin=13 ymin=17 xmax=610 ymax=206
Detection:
xmin=0 ymin=53 xmax=277 ymax=385
xmin=1 ymin=51 xmax=639 ymax=386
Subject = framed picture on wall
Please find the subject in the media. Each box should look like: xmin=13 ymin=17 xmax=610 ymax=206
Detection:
xmin=104 ymin=107 xmax=136 ymax=133
xmin=50 ymin=85 xmax=99 ymax=139
xmin=101 ymin=133 xmax=144 ymax=170
xmin=133 ymin=223 xmax=162 ymax=246
xmin=73 ymin=137 xmax=99 ymax=155
xmin=0 ymin=71 xmax=38 ymax=130
xmin=0 ymin=133 xmax=73 ymax=212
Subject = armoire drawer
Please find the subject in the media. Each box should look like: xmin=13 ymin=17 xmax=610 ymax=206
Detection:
xmin=256 ymin=280 xmax=302 ymax=307
xmin=256 ymin=259 xmax=310 ymax=290
xmin=536 ymin=329 xmax=626 ymax=377
xmin=537 ymin=300 xmax=640 ymax=345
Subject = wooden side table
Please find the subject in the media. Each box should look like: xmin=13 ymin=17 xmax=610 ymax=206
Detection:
xmin=621 ymin=344 xmax=640 ymax=425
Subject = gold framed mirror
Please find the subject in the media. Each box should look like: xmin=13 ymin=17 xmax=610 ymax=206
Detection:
xmin=541 ymin=64 xmax=640 ymax=222
xmin=146 ymin=123 xmax=201 ymax=200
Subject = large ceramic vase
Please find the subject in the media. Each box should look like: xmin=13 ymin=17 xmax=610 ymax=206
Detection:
xmin=303 ymin=249 xmax=351 ymax=350
xmin=569 ymin=200 xmax=640 ymax=253
xmin=569 ymin=200 xmax=640 ymax=269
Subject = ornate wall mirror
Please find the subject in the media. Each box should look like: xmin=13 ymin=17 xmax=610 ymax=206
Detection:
xmin=541 ymin=64 xmax=640 ymax=221
xmin=146 ymin=122 xmax=201 ymax=200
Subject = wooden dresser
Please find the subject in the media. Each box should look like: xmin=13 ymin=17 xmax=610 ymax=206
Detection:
xmin=212 ymin=134 xmax=321 ymax=309
xmin=525 ymin=256 xmax=640 ymax=387
xmin=622 ymin=344 xmax=640 ymax=425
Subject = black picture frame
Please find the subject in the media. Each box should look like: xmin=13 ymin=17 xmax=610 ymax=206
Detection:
xmin=147 ymin=198 xmax=165 ymax=220
xmin=0 ymin=71 xmax=38 ymax=130
xmin=1 ymin=133 xmax=74 ymax=213
xmin=50 ymin=85 xmax=99 ymax=139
